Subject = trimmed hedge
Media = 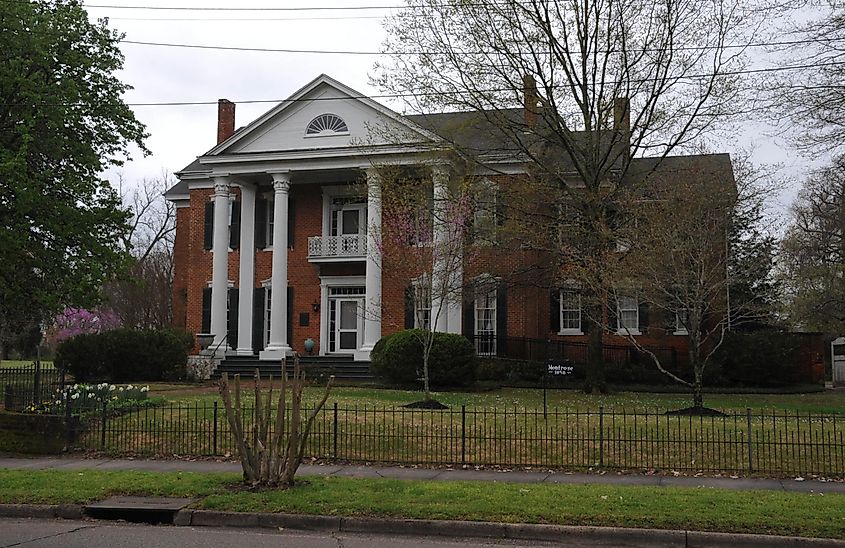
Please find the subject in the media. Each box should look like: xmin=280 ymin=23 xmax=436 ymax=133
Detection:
xmin=55 ymin=328 xmax=193 ymax=382
xmin=371 ymin=329 xmax=477 ymax=388
xmin=710 ymin=330 xmax=805 ymax=387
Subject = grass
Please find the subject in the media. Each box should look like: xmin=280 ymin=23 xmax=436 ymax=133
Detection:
xmin=0 ymin=469 xmax=842 ymax=539
xmin=70 ymin=384 xmax=844 ymax=473
xmin=0 ymin=360 xmax=54 ymax=370
xmin=152 ymin=383 xmax=845 ymax=414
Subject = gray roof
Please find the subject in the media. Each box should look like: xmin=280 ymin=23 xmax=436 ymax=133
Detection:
xmin=407 ymin=109 xmax=527 ymax=158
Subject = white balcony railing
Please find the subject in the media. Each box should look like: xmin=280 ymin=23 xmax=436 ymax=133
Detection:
xmin=307 ymin=234 xmax=366 ymax=260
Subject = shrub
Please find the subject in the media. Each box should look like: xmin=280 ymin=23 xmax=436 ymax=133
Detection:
xmin=55 ymin=328 xmax=192 ymax=382
xmin=371 ymin=329 xmax=477 ymax=388
xmin=711 ymin=330 xmax=804 ymax=387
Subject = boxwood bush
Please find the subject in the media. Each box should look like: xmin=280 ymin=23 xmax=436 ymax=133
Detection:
xmin=371 ymin=329 xmax=477 ymax=388
xmin=55 ymin=328 xmax=193 ymax=382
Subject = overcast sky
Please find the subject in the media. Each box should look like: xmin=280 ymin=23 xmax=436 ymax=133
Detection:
xmin=87 ymin=0 xmax=824 ymax=223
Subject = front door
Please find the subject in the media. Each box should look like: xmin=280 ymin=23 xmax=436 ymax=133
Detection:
xmin=335 ymin=298 xmax=361 ymax=352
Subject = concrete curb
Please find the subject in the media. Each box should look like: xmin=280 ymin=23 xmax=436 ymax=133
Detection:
xmin=0 ymin=504 xmax=83 ymax=520
xmin=2 ymin=504 xmax=843 ymax=546
xmin=174 ymin=509 xmax=845 ymax=547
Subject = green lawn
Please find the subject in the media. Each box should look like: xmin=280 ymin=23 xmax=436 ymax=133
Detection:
xmin=152 ymin=383 xmax=845 ymax=414
xmin=73 ymin=384 xmax=845 ymax=475
xmin=0 ymin=469 xmax=842 ymax=539
xmin=0 ymin=360 xmax=54 ymax=370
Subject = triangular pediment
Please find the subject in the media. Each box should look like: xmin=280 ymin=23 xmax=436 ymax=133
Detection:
xmin=210 ymin=75 xmax=440 ymax=156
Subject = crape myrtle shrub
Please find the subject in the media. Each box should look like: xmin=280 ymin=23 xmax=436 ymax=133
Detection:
xmin=371 ymin=329 xmax=477 ymax=388
xmin=55 ymin=328 xmax=193 ymax=382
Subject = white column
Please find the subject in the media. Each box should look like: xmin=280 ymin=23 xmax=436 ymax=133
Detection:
xmin=210 ymin=175 xmax=231 ymax=352
xmin=358 ymin=167 xmax=382 ymax=360
xmin=430 ymin=165 xmax=462 ymax=334
xmin=260 ymin=172 xmax=292 ymax=360
xmin=236 ymin=183 xmax=256 ymax=355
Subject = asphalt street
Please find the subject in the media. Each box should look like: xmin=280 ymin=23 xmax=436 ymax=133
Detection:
xmin=0 ymin=518 xmax=641 ymax=548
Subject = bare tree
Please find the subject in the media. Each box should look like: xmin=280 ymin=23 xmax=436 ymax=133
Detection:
xmin=375 ymin=0 xmax=768 ymax=392
xmin=780 ymin=156 xmax=845 ymax=333
xmin=766 ymin=1 xmax=845 ymax=155
xmin=614 ymin=155 xmax=781 ymax=409
xmin=103 ymin=173 xmax=177 ymax=329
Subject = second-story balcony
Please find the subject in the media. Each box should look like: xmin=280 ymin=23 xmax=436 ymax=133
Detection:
xmin=307 ymin=234 xmax=366 ymax=262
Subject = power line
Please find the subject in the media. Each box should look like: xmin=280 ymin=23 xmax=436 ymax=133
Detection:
xmin=106 ymin=15 xmax=384 ymax=21
xmin=82 ymin=1 xmax=406 ymax=10
xmin=119 ymin=36 xmax=845 ymax=56
xmin=5 ymin=59 xmax=843 ymax=108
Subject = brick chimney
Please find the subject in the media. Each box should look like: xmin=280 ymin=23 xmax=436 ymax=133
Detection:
xmin=523 ymin=74 xmax=538 ymax=127
xmin=217 ymin=99 xmax=235 ymax=144
xmin=613 ymin=97 xmax=630 ymax=132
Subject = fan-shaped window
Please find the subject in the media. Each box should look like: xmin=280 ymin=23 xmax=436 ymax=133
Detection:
xmin=305 ymin=113 xmax=349 ymax=136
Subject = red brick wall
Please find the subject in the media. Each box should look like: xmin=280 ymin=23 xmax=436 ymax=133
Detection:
xmin=171 ymin=207 xmax=190 ymax=329
xmin=174 ymin=178 xmax=694 ymax=359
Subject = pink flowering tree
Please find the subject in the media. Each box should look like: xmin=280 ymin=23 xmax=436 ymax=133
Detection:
xmin=44 ymin=307 xmax=122 ymax=349
xmin=373 ymin=165 xmax=477 ymax=402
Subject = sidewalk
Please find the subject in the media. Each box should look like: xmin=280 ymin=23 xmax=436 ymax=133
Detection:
xmin=2 ymin=455 xmax=844 ymax=494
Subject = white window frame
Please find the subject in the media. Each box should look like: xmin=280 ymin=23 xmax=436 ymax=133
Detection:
xmin=616 ymin=294 xmax=641 ymax=336
xmin=261 ymin=279 xmax=272 ymax=347
xmin=304 ymin=113 xmax=350 ymax=137
xmin=673 ymin=308 xmax=689 ymax=335
xmin=474 ymin=284 xmax=497 ymax=356
xmin=559 ymin=288 xmax=582 ymax=335
xmin=265 ymin=195 xmax=274 ymax=249
xmin=473 ymin=179 xmax=497 ymax=246
xmin=412 ymin=275 xmax=432 ymax=330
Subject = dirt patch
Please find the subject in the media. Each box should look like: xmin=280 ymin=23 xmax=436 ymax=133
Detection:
xmin=402 ymin=400 xmax=449 ymax=410
xmin=665 ymin=406 xmax=728 ymax=417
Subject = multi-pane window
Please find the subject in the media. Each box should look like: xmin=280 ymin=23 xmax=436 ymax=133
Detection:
xmin=475 ymin=288 xmax=497 ymax=356
xmin=674 ymin=308 xmax=689 ymax=335
xmin=266 ymin=198 xmax=275 ymax=247
xmin=473 ymin=181 xmax=497 ymax=245
xmin=617 ymin=295 xmax=639 ymax=333
xmin=264 ymin=287 xmax=272 ymax=346
xmin=305 ymin=113 xmax=349 ymax=135
xmin=413 ymin=283 xmax=431 ymax=330
xmin=560 ymin=289 xmax=581 ymax=333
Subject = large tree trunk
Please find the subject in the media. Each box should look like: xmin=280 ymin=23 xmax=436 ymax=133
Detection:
xmin=584 ymin=301 xmax=607 ymax=394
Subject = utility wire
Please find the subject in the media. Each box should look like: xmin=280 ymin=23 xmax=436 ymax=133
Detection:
xmin=120 ymin=36 xmax=845 ymax=55
xmin=4 ymin=59 xmax=843 ymax=108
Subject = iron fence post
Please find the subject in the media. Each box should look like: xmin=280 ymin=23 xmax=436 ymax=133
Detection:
xmin=746 ymin=407 xmax=754 ymax=473
xmin=461 ymin=405 xmax=466 ymax=465
xmin=599 ymin=406 xmax=605 ymax=468
xmin=213 ymin=401 xmax=219 ymax=455
xmin=33 ymin=351 xmax=41 ymax=404
xmin=100 ymin=400 xmax=107 ymax=451
xmin=64 ymin=388 xmax=73 ymax=449
xmin=333 ymin=402 xmax=338 ymax=459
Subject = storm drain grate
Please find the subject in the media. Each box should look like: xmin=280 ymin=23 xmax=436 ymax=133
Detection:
xmin=84 ymin=496 xmax=196 ymax=525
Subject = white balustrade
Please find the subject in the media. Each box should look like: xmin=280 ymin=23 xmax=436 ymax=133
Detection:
xmin=307 ymin=234 xmax=366 ymax=258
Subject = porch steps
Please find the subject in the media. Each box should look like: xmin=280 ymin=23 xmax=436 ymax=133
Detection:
xmin=213 ymin=355 xmax=373 ymax=381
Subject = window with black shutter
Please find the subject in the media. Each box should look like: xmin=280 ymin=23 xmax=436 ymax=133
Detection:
xmin=201 ymin=287 xmax=212 ymax=333
xmin=287 ymin=196 xmax=295 ymax=248
xmin=229 ymin=200 xmax=241 ymax=249
xmin=227 ymin=288 xmax=239 ymax=348
xmin=255 ymin=198 xmax=268 ymax=249
xmin=252 ymin=287 xmax=265 ymax=352
xmin=496 ymin=285 xmax=508 ymax=355
xmin=203 ymin=202 xmax=214 ymax=250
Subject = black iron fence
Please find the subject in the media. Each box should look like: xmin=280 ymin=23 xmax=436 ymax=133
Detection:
xmin=1 ymin=364 xmax=64 ymax=411
xmin=469 ymin=334 xmax=682 ymax=369
xmin=65 ymin=401 xmax=845 ymax=476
